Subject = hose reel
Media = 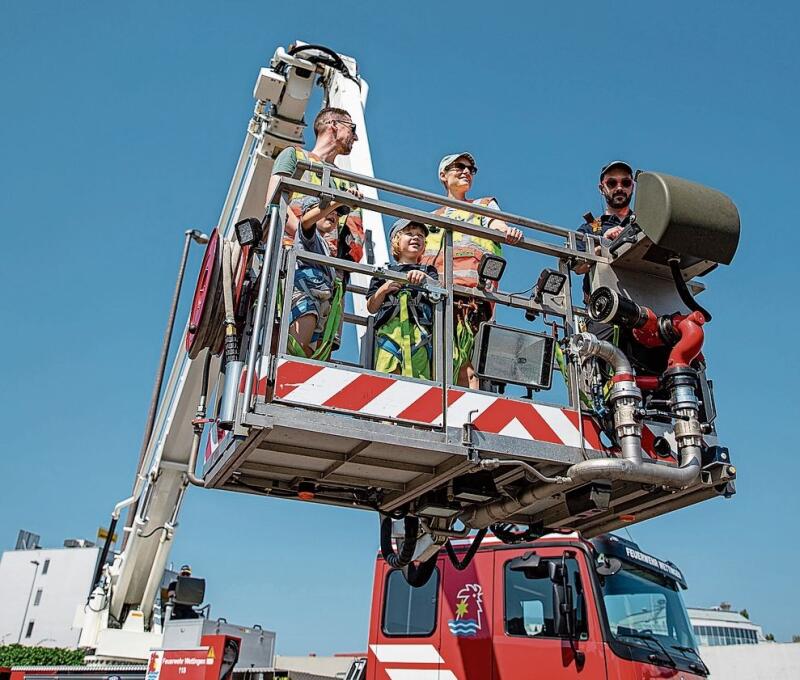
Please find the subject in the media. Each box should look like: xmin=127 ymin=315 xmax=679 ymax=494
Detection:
xmin=186 ymin=228 xmax=252 ymax=360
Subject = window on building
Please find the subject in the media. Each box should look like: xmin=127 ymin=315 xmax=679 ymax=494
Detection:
xmin=382 ymin=568 xmax=439 ymax=637
xmin=505 ymin=557 xmax=587 ymax=639
xmin=33 ymin=589 xmax=42 ymax=606
xmin=41 ymin=559 xmax=50 ymax=575
xmin=25 ymin=621 xmax=34 ymax=638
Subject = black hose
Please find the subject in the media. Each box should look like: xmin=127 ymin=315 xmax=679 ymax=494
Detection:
xmin=287 ymin=44 xmax=360 ymax=85
xmin=490 ymin=522 xmax=543 ymax=544
xmin=403 ymin=551 xmax=440 ymax=588
xmin=444 ymin=529 xmax=488 ymax=571
xmin=90 ymin=517 xmax=117 ymax=591
xmin=380 ymin=515 xmax=419 ymax=569
xmin=669 ymin=258 xmax=712 ymax=322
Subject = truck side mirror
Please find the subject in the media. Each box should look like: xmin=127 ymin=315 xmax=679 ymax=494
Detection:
xmin=595 ymin=554 xmax=623 ymax=576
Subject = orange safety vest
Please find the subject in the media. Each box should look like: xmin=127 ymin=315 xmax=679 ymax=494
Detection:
xmin=421 ymin=197 xmax=503 ymax=288
xmin=284 ymin=148 xmax=365 ymax=263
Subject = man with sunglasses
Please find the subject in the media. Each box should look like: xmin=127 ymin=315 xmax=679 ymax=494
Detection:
xmin=574 ymin=161 xmax=637 ymax=346
xmin=266 ymin=106 xmax=365 ymax=265
xmin=574 ymin=160 xmax=636 ymax=277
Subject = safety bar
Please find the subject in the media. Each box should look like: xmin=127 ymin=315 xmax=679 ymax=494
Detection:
xmin=273 ymin=176 xmax=607 ymax=265
xmin=291 ymin=160 xmax=582 ymax=241
xmin=244 ymin=163 xmax=602 ymax=417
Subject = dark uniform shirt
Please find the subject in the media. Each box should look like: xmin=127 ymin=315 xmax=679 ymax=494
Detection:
xmin=576 ymin=212 xmax=637 ymax=298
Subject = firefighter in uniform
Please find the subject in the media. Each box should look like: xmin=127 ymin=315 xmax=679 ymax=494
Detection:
xmin=422 ymin=152 xmax=522 ymax=388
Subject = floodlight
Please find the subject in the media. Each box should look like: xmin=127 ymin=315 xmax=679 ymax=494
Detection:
xmin=477 ymin=253 xmax=506 ymax=289
xmin=234 ymin=217 xmax=264 ymax=247
xmin=533 ymin=268 xmax=566 ymax=303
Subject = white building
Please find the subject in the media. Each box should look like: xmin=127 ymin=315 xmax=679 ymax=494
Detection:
xmin=688 ymin=604 xmax=764 ymax=646
xmin=0 ymin=538 xmax=100 ymax=648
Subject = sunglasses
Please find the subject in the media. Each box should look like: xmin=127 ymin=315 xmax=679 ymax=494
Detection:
xmin=333 ymin=119 xmax=357 ymax=134
xmin=447 ymin=161 xmax=478 ymax=175
xmin=603 ymin=177 xmax=633 ymax=189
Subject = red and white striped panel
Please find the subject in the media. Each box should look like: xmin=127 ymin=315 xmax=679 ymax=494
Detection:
xmin=272 ymin=359 xmax=610 ymax=449
xmin=274 ymin=358 xmax=450 ymax=425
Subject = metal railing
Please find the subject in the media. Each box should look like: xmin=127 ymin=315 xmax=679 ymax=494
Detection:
xmin=242 ymin=161 xmax=610 ymax=426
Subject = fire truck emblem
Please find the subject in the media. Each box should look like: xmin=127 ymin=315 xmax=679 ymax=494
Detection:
xmin=447 ymin=583 xmax=483 ymax=637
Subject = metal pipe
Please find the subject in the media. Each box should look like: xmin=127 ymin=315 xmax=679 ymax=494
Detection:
xmin=243 ymin=207 xmax=279 ymax=414
xmin=186 ymin=351 xmax=213 ymax=487
xmin=419 ymin=519 xmax=471 ymax=539
xmin=464 ymin=333 xmax=702 ymax=528
xmin=478 ymin=458 xmax=570 ymax=485
xmin=275 ymin=177 xmax=605 ymax=264
xmin=293 ymin=160 xmax=575 ymax=239
xmin=17 ymin=560 xmax=40 ymax=643
xmin=122 ymin=230 xmax=206 ymax=548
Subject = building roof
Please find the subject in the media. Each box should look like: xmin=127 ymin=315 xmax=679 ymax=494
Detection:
xmin=688 ymin=607 xmax=760 ymax=627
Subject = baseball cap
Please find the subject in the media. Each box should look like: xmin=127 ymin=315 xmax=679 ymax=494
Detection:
xmin=291 ymin=195 xmax=350 ymax=217
xmin=179 ymin=564 xmax=192 ymax=574
xmin=438 ymin=152 xmax=477 ymax=176
xmin=600 ymin=160 xmax=634 ymax=180
xmin=389 ymin=218 xmax=429 ymax=242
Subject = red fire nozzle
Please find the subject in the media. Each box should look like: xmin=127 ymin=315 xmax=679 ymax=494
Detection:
xmin=668 ymin=310 xmax=706 ymax=368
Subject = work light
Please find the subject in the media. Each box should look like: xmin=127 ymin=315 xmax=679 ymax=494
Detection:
xmin=234 ymin=217 xmax=264 ymax=247
xmin=477 ymin=253 xmax=506 ymax=289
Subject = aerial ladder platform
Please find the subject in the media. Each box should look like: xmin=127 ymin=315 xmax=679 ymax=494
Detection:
xmin=80 ymin=41 xmax=740 ymax=659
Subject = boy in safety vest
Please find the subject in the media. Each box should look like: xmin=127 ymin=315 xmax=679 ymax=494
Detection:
xmin=422 ymin=152 xmax=523 ymax=388
xmin=367 ymin=219 xmax=439 ymax=380
xmin=285 ymin=196 xmax=339 ymax=359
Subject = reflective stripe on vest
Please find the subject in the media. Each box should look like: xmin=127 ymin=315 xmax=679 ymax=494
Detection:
xmin=285 ymin=148 xmax=365 ymax=263
xmin=422 ymin=197 xmax=502 ymax=288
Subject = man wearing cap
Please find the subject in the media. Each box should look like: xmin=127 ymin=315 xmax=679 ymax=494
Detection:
xmin=166 ymin=564 xmax=200 ymax=621
xmin=574 ymin=161 xmax=638 ymax=343
xmin=367 ymin=219 xmax=439 ymax=380
xmin=574 ymin=160 xmax=637 ymax=277
xmin=422 ymin=152 xmax=522 ymax=388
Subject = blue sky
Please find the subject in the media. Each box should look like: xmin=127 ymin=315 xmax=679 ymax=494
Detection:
xmin=2 ymin=0 xmax=799 ymax=653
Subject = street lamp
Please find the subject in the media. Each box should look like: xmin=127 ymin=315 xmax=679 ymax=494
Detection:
xmin=17 ymin=560 xmax=40 ymax=643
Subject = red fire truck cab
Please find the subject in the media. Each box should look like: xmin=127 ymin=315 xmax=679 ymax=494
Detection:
xmin=366 ymin=532 xmax=707 ymax=679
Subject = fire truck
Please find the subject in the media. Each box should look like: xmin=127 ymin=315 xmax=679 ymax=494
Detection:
xmin=64 ymin=40 xmax=738 ymax=678
xmin=366 ymin=531 xmax=708 ymax=679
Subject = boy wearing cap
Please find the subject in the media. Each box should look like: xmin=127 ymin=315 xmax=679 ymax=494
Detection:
xmin=422 ymin=152 xmax=522 ymax=388
xmin=367 ymin=220 xmax=439 ymax=380
xmin=286 ymin=195 xmax=339 ymax=358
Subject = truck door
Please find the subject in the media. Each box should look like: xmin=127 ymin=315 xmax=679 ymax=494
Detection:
xmin=492 ymin=546 xmax=607 ymax=680
xmin=436 ymin=545 xmax=495 ymax=680
xmin=367 ymin=558 xmax=443 ymax=680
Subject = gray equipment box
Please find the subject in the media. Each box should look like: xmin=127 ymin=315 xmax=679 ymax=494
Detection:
xmin=163 ymin=618 xmax=276 ymax=670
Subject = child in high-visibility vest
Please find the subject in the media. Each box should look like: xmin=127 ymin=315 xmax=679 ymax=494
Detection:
xmin=286 ymin=195 xmax=340 ymax=359
xmin=367 ymin=219 xmax=439 ymax=380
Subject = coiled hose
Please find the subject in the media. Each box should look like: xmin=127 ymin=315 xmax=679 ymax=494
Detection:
xmin=444 ymin=528 xmax=488 ymax=570
xmin=380 ymin=515 xmax=419 ymax=569
xmin=669 ymin=257 xmax=712 ymax=322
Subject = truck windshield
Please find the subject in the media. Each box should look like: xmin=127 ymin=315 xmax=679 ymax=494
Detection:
xmin=600 ymin=562 xmax=698 ymax=654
